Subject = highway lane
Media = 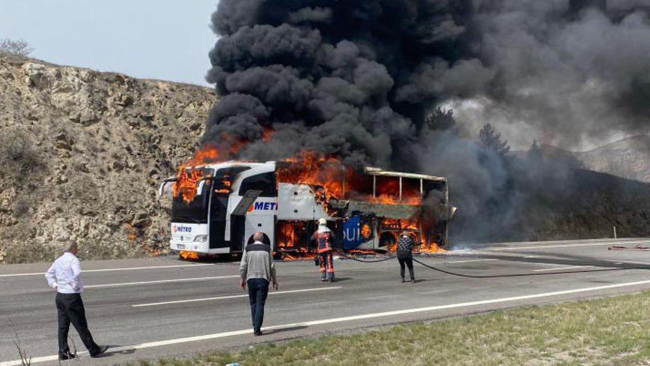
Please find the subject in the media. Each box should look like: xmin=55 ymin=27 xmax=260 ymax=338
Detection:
xmin=2 ymin=238 xmax=650 ymax=365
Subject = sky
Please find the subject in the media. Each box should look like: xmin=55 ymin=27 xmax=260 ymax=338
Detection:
xmin=0 ymin=0 xmax=218 ymax=86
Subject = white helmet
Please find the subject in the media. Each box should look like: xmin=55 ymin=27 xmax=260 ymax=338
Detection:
xmin=318 ymin=218 xmax=327 ymax=225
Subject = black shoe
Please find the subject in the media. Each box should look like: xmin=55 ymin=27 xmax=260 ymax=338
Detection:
xmin=254 ymin=330 xmax=263 ymax=336
xmin=90 ymin=345 xmax=109 ymax=358
xmin=321 ymin=277 xmax=327 ymax=282
xmin=411 ymin=278 xmax=416 ymax=283
xmin=59 ymin=353 xmax=76 ymax=361
xmin=329 ymin=277 xmax=336 ymax=283
xmin=401 ymin=278 xmax=406 ymax=283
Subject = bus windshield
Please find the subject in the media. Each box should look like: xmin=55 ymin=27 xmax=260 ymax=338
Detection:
xmin=171 ymin=168 xmax=214 ymax=224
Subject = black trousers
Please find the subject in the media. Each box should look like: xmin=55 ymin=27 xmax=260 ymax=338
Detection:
xmin=56 ymin=293 xmax=100 ymax=356
xmin=398 ymin=255 xmax=415 ymax=280
xmin=247 ymin=278 xmax=269 ymax=333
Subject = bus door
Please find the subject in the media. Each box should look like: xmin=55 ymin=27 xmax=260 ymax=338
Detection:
xmin=236 ymin=172 xmax=277 ymax=249
xmin=209 ymin=167 xmax=250 ymax=251
xmin=245 ymin=201 xmax=276 ymax=248
xmin=230 ymin=190 xmax=261 ymax=252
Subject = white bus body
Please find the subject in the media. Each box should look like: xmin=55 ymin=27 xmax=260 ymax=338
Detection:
xmin=159 ymin=161 xmax=452 ymax=256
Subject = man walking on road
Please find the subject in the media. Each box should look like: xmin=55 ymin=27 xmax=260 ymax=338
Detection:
xmin=44 ymin=241 xmax=108 ymax=360
xmin=397 ymin=232 xmax=416 ymax=283
xmin=240 ymin=232 xmax=278 ymax=336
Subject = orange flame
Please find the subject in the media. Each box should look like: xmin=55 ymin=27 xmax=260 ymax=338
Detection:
xmin=179 ymin=251 xmax=199 ymax=260
xmin=173 ymin=135 xmax=247 ymax=203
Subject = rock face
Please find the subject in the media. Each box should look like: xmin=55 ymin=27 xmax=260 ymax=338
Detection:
xmin=0 ymin=53 xmax=215 ymax=263
xmin=577 ymin=136 xmax=650 ymax=184
xmin=517 ymin=136 xmax=650 ymax=184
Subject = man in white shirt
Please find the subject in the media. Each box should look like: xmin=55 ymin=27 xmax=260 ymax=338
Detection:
xmin=45 ymin=241 xmax=108 ymax=360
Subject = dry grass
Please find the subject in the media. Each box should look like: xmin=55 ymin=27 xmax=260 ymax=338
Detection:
xmin=132 ymin=291 xmax=650 ymax=366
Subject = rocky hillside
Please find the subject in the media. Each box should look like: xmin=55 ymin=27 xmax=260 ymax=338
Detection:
xmin=0 ymin=53 xmax=215 ymax=263
xmin=577 ymin=135 xmax=650 ymax=184
xmin=516 ymin=136 xmax=650 ymax=184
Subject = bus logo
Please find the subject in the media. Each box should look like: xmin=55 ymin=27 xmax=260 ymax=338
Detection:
xmin=248 ymin=202 xmax=278 ymax=212
xmin=173 ymin=225 xmax=192 ymax=233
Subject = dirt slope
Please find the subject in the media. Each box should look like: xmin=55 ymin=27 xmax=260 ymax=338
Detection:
xmin=0 ymin=53 xmax=215 ymax=263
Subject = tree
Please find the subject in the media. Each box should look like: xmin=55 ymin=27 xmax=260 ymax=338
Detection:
xmin=527 ymin=139 xmax=542 ymax=161
xmin=0 ymin=38 xmax=33 ymax=57
xmin=425 ymin=107 xmax=457 ymax=132
xmin=479 ymin=122 xmax=510 ymax=156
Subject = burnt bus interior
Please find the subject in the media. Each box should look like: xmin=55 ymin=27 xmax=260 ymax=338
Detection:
xmin=275 ymin=163 xmax=450 ymax=256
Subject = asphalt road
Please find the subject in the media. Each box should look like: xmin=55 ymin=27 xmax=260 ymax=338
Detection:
xmin=2 ymin=238 xmax=650 ymax=366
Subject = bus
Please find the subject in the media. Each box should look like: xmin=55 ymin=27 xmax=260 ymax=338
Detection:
xmin=158 ymin=161 xmax=454 ymax=258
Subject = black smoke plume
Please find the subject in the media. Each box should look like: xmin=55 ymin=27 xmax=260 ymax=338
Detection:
xmin=205 ymin=0 xmax=489 ymax=167
xmin=206 ymin=0 xmax=650 ymax=160
xmin=205 ymin=0 xmax=650 ymax=243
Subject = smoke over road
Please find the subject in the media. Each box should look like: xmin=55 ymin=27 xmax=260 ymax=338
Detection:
xmin=204 ymin=0 xmax=650 ymax=242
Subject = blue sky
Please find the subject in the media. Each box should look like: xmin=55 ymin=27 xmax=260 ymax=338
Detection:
xmin=0 ymin=0 xmax=218 ymax=86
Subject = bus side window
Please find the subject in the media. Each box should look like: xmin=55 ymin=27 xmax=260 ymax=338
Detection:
xmin=239 ymin=172 xmax=276 ymax=197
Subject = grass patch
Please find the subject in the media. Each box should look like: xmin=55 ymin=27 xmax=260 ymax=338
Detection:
xmin=129 ymin=291 xmax=650 ymax=366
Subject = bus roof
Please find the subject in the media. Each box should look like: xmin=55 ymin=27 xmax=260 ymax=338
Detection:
xmin=364 ymin=167 xmax=447 ymax=182
xmin=177 ymin=161 xmax=446 ymax=182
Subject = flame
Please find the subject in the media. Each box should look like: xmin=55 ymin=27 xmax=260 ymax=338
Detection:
xmin=278 ymin=151 xmax=423 ymax=208
xmin=173 ymin=135 xmax=247 ymax=203
xmin=179 ymin=250 xmax=199 ymax=260
xmin=418 ymin=242 xmax=447 ymax=255
xmin=262 ymin=127 xmax=275 ymax=142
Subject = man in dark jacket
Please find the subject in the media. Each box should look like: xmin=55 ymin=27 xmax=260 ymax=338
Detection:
xmin=239 ymin=232 xmax=278 ymax=336
xmin=396 ymin=232 xmax=416 ymax=283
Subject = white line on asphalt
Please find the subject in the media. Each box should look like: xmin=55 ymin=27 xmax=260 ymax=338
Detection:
xmin=85 ymin=276 xmax=239 ymax=289
xmin=533 ymin=266 xmax=592 ymax=272
xmin=133 ymin=287 xmax=342 ymax=307
xmin=6 ymin=278 xmax=650 ymax=366
xmin=489 ymin=240 xmax=650 ymax=251
xmin=445 ymin=259 xmax=498 ymax=264
xmin=611 ymin=260 xmax=650 ymax=266
xmin=0 ymin=263 xmax=215 ymax=278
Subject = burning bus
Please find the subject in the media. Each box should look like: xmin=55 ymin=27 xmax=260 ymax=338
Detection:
xmin=158 ymin=155 xmax=454 ymax=259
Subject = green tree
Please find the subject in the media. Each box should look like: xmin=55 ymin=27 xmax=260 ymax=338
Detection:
xmin=527 ymin=139 xmax=542 ymax=161
xmin=425 ymin=107 xmax=457 ymax=131
xmin=479 ymin=123 xmax=510 ymax=156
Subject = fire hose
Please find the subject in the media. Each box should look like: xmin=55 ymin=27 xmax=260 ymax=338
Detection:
xmin=337 ymin=252 xmax=397 ymax=263
xmin=336 ymin=251 xmax=639 ymax=278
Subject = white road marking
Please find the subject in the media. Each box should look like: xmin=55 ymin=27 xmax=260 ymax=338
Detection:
xmin=0 ymin=263 xmax=215 ymax=278
xmin=445 ymin=259 xmax=498 ymax=264
xmin=489 ymin=240 xmax=650 ymax=251
xmin=133 ymin=287 xmax=342 ymax=307
xmin=611 ymin=260 xmax=650 ymax=266
xmin=6 ymin=278 xmax=650 ymax=366
xmin=85 ymin=276 xmax=239 ymax=289
xmin=534 ymin=266 xmax=592 ymax=272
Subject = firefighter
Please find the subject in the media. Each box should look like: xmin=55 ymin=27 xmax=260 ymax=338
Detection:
xmin=397 ymin=231 xmax=416 ymax=283
xmin=311 ymin=218 xmax=336 ymax=282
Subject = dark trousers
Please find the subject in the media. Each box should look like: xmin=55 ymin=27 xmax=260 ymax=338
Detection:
xmin=247 ymin=278 xmax=269 ymax=333
xmin=398 ymin=254 xmax=415 ymax=280
xmin=319 ymin=251 xmax=335 ymax=279
xmin=55 ymin=293 xmax=100 ymax=356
